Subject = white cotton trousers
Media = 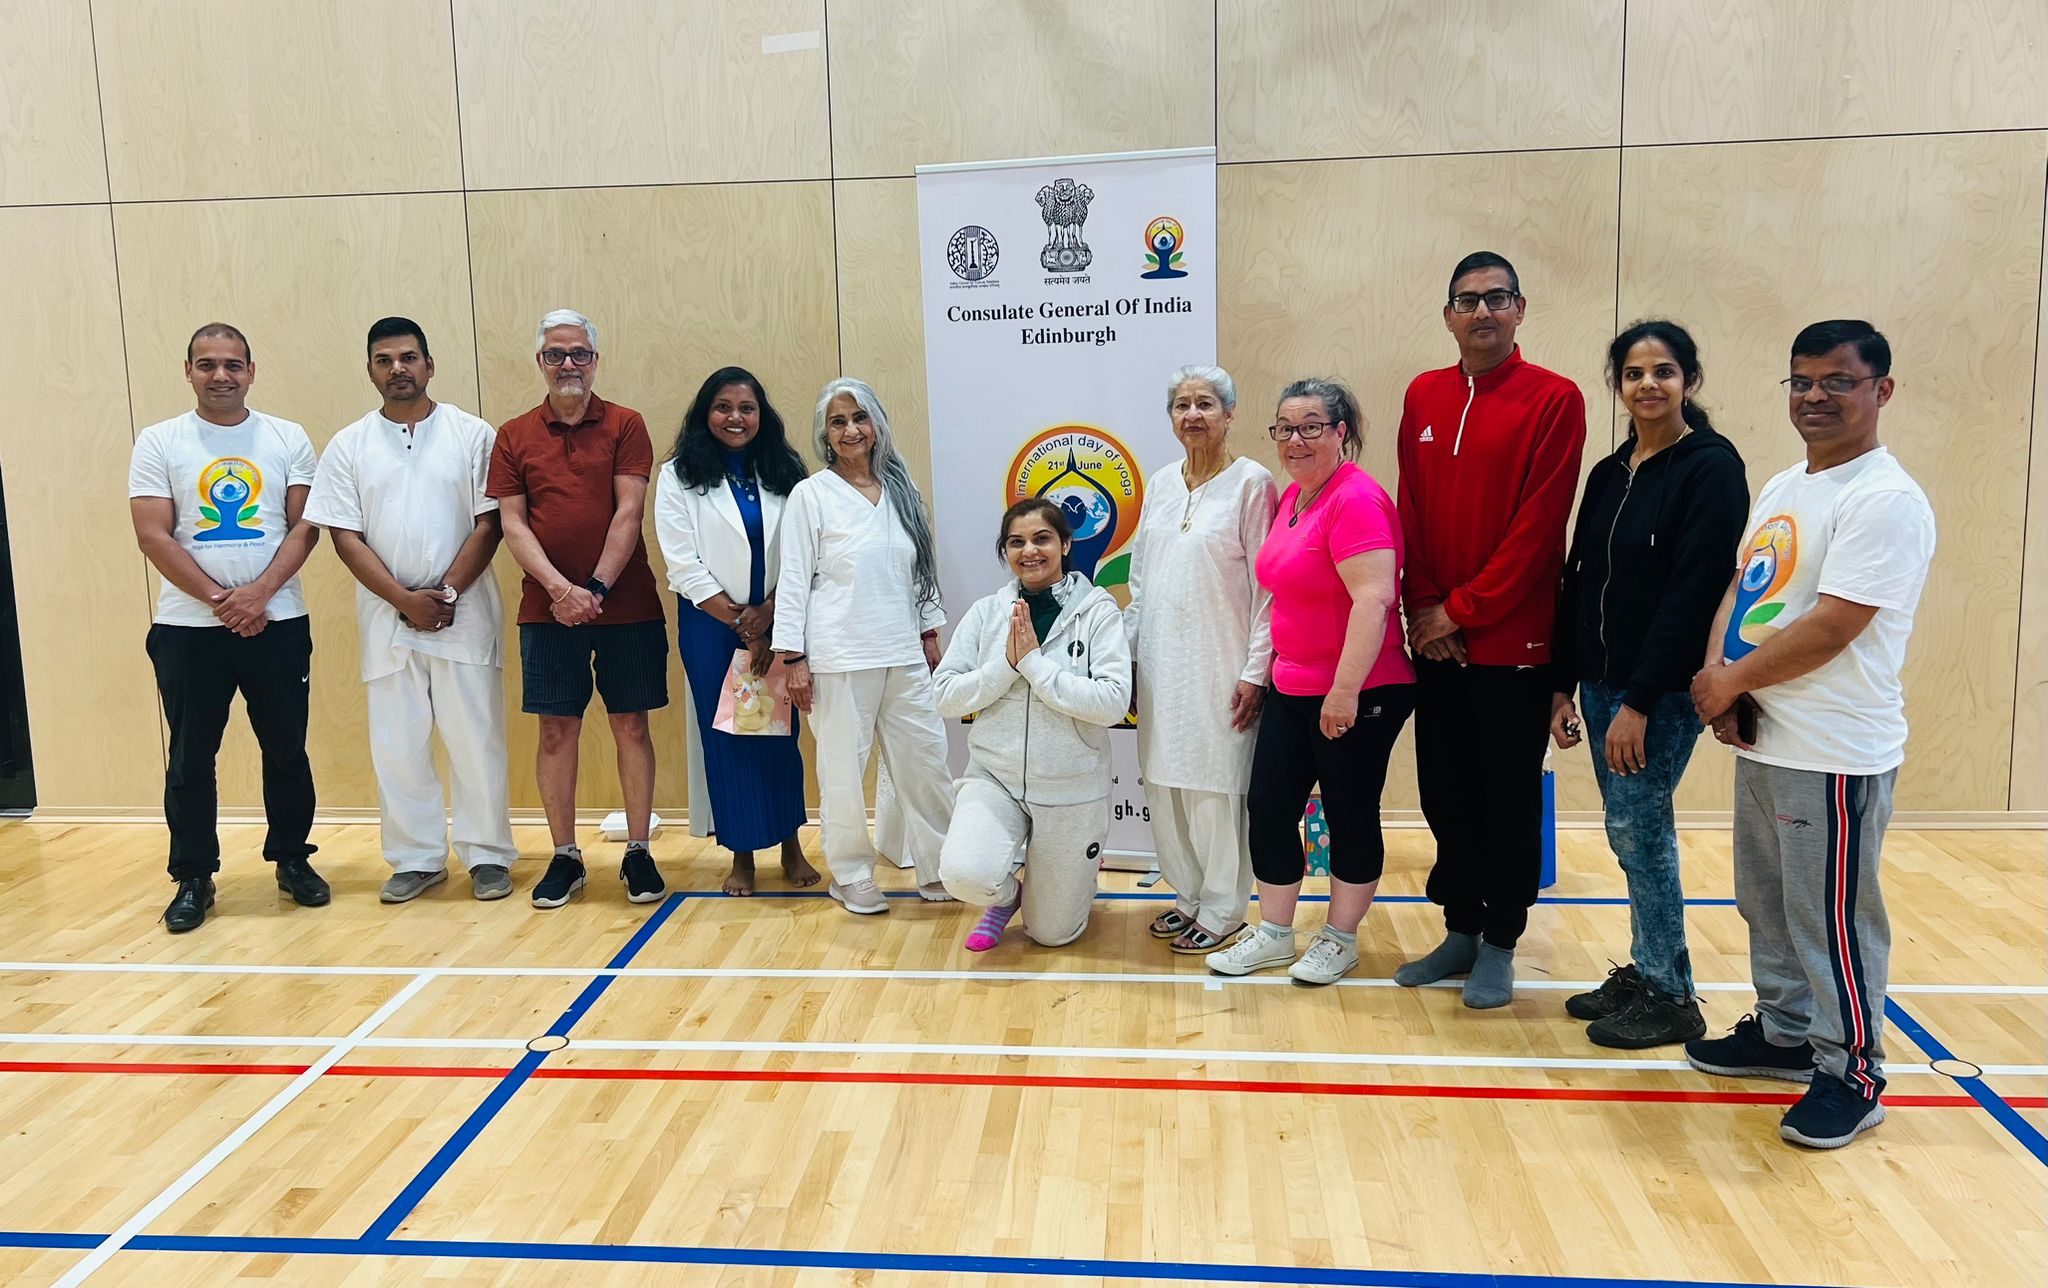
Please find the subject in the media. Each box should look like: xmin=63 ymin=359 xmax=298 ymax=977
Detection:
xmin=809 ymin=664 xmax=955 ymax=886
xmin=365 ymin=652 xmax=515 ymax=873
xmin=940 ymin=771 xmax=1106 ymax=947
xmin=1146 ymin=783 xmax=1252 ymax=933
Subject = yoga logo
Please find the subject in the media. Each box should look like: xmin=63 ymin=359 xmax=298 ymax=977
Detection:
xmin=195 ymin=457 xmax=264 ymax=542
xmin=1725 ymin=514 xmax=1796 ymax=660
xmin=1006 ymin=425 xmax=1142 ymax=582
xmin=1140 ymin=216 xmax=1187 ymax=279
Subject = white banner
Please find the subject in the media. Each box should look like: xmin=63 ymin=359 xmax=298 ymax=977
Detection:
xmin=914 ymin=147 xmax=1218 ymax=857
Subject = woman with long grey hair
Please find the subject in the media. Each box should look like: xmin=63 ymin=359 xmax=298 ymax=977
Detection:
xmin=772 ymin=378 xmax=957 ymax=914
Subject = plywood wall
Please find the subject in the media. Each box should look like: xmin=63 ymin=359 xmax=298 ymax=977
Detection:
xmin=5 ymin=0 xmax=2043 ymax=817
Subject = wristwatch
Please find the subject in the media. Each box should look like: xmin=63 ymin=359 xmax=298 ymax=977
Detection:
xmin=585 ymin=576 xmax=610 ymax=599
xmin=433 ymin=584 xmax=458 ymax=604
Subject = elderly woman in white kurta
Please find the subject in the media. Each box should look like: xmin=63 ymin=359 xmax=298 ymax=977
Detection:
xmin=773 ymin=378 xmax=957 ymax=915
xmin=1123 ymin=364 xmax=1278 ymax=954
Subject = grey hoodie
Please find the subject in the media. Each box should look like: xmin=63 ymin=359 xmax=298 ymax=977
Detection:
xmin=932 ymin=572 xmax=1133 ymax=806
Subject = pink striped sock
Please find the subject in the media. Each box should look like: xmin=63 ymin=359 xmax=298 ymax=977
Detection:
xmin=964 ymin=895 xmax=1022 ymax=953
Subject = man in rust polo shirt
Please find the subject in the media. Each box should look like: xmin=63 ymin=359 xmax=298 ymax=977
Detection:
xmin=487 ymin=308 xmax=668 ymax=911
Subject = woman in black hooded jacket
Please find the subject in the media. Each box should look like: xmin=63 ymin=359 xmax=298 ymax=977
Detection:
xmin=1550 ymin=319 xmax=1748 ymax=1050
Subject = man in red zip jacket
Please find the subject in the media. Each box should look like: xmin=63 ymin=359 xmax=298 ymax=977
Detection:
xmin=1391 ymin=252 xmax=1588 ymax=1009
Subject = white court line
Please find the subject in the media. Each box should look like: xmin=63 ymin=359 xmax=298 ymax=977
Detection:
xmin=51 ymin=971 xmax=437 ymax=1287
xmin=1 ymin=1025 xmax=2040 ymax=1078
xmin=0 ymin=959 xmax=2038 ymax=995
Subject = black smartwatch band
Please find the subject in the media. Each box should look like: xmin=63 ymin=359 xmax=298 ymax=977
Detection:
xmin=585 ymin=576 xmax=610 ymax=598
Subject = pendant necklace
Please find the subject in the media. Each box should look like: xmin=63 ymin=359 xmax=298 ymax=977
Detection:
xmin=1180 ymin=458 xmax=1226 ymax=532
xmin=1289 ymin=475 xmax=1334 ymax=527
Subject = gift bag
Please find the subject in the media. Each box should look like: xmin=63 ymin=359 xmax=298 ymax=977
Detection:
xmin=1303 ymin=796 xmax=1331 ymax=875
xmin=713 ymin=650 xmax=791 ymax=736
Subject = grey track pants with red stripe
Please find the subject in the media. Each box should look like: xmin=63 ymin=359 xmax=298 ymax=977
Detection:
xmin=1733 ymin=758 xmax=1897 ymax=1096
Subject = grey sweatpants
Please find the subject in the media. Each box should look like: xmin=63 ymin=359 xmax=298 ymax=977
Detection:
xmin=1734 ymin=757 xmax=1895 ymax=1094
xmin=939 ymin=770 xmax=1105 ymax=947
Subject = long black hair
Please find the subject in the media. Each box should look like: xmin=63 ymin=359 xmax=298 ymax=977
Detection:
xmin=668 ymin=366 xmax=809 ymax=495
xmin=1607 ymin=319 xmax=1715 ymax=435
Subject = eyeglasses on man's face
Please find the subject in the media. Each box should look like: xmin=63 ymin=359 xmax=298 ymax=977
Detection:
xmin=540 ymin=348 xmax=597 ymax=368
xmin=1448 ymin=289 xmax=1519 ymax=314
xmin=1268 ymin=421 xmax=1333 ymax=441
xmin=1781 ymin=374 xmax=1879 ymax=397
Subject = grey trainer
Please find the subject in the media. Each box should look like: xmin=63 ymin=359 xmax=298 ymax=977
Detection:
xmin=380 ymin=869 xmax=448 ymax=904
xmin=469 ymin=865 xmax=513 ymax=901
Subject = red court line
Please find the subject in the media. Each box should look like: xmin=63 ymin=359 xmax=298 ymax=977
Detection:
xmin=1 ymin=1059 xmax=2040 ymax=1109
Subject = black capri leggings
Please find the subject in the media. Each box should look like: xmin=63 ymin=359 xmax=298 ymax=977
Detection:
xmin=1247 ymin=683 xmax=1415 ymax=886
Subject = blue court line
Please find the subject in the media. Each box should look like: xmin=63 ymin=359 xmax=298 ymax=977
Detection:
xmin=1884 ymin=998 xmax=2048 ymax=1166
xmin=361 ymin=893 xmax=686 ymax=1241
xmin=682 ymin=889 xmax=1739 ymax=907
xmin=0 ymin=1229 xmax=1847 ymax=1287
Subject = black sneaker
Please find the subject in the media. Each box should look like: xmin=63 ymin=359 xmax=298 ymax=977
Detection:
xmin=163 ymin=877 xmax=214 ymax=933
xmin=1565 ymin=962 xmax=1645 ymax=1021
xmin=1685 ymin=1013 xmax=1815 ymax=1083
xmin=1780 ymin=1072 xmax=1886 ymax=1148
xmin=1587 ymin=983 xmax=1708 ymax=1049
xmin=531 ymin=854 xmax=587 ymax=909
xmin=274 ymin=856 xmax=331 ymax=907
xmin=620 ymin=845 xmax=666 ymax=904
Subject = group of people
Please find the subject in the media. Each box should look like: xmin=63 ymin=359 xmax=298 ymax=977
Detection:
xmin=127 ymin=249 xmax=1934 ymax=1152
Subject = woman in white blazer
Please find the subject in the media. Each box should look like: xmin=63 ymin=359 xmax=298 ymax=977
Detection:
xmin=654 ymin=367 xmax=816 ymax=896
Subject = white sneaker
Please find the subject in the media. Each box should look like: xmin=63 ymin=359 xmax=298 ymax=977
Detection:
xmin=1205 ymin=926 xmax=1297 ymax=976
xmin=1288 ymin=931 xmax=1360 ymax=986
xmin=916 ymin=880 xmax=956 ymax=903
xmin=828 ymin=878 xmax=889 ymax=914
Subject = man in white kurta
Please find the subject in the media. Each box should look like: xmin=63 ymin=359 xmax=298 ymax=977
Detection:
xmin=304 ymin=319 xmax=516 ymax=902
xmin=1125 ymin=454 xmax=1277 ymax=947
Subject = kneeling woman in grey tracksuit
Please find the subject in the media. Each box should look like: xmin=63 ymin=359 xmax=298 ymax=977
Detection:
xmin=935 ymin=498 xmax=1133 ymax=952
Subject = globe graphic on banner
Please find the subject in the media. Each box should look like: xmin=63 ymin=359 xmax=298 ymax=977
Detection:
xmin=1044 ymin=485 xmax=1113 ymax=542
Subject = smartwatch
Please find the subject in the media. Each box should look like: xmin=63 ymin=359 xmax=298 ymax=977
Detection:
xmin=584 ymin=576 xmax=610 ymax=599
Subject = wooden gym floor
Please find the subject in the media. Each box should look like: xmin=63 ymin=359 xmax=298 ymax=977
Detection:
xmin=0 ymin=820 xmax=2036 ymax=1287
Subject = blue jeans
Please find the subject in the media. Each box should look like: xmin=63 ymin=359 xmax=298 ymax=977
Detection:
xmin=1580 ymin=682 xmax=1701 ymax=998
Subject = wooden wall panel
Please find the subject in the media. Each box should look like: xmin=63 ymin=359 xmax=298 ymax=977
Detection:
xmin=0 ymin=207 xmax=161 ymax=807
xmin=93 ymin=0 xmax=461 ymax=201
xmin=464 ymin=181 xmax=840 ymax=812
xmin=833 ymin=179 xmax=931 ymax=493
xmin=826 ymin=0 xmax=1214 ymax=178
xmin=452 ymin=0 xmax=830 ymax=190
xmin=2012 ymin=197 xmax=2048 ymax=812
xmin=1625 ymin=0 xmax=2048 ymax=146
xmin=1218 ymin=0 xmax=1623 ymax=162
xmin=0 ymin=0 xmax=107 ymax=205
xmin=110 ymin=193 xmax=480 ymax=814
xmin=1220 ymin=150 xmax=1621 ymax=814
xmin=1620 ymin=132 xmax=2046 ymax=814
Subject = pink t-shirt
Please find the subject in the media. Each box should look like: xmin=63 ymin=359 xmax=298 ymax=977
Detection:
xmin=1256 ymin=462 xmax=1416 ymax=697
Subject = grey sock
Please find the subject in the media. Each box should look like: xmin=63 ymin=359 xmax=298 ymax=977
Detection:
xmin=554 ymin=844 xmax=582 ymax=861
xmin=1461 ymin=942 xmax=1516 ymax=1010
xmin=1321 ymin=926 xmax=1358 ymax=947
xmin=1394 ymin=931 xmax=1480 ymax=986
xmin=1258 ymin=921 xmax=1295 ymax=942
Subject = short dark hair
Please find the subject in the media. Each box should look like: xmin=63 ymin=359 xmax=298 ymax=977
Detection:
xmin=997 ymin=497 xmax=1074 ymax=575
xmin=187 ymin=322 xmax=251 ymax=363
xmin=1790 ymin=319 xmax=1890 ymax=377
xmin=366 ymin=316 xmax=431 ymax=362
xmin=1448 ymin=251 xmax=1520 ymax=299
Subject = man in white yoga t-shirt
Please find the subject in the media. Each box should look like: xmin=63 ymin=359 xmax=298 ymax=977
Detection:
xmin=128 ymin=323 xmax=328 ymax=933
xmin=1686 ymin=320 xmax=1937 ymax=1150
xmin=305 ymin=317 xmax=515 ymax=906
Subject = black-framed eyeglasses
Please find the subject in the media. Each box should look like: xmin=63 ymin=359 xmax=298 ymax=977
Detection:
xmin=1781 ymin=374 xmax=1879 ymax=396
xmin=1269 ymin=422 xmax=1333 ymax=441
xmin=540 ymin=348 xmax=597 ymax=368
xmin=1448 ymin=289 xmax=1519 ymax=314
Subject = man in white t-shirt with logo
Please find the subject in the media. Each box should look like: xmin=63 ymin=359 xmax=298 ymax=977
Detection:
xmin=1687 ymin=320 xmax=1936 ymax=1150
xmin=305 ymin=317 xmax=516 ymax=905
xmin=128 ymin=323 xmax=327 ymax=933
